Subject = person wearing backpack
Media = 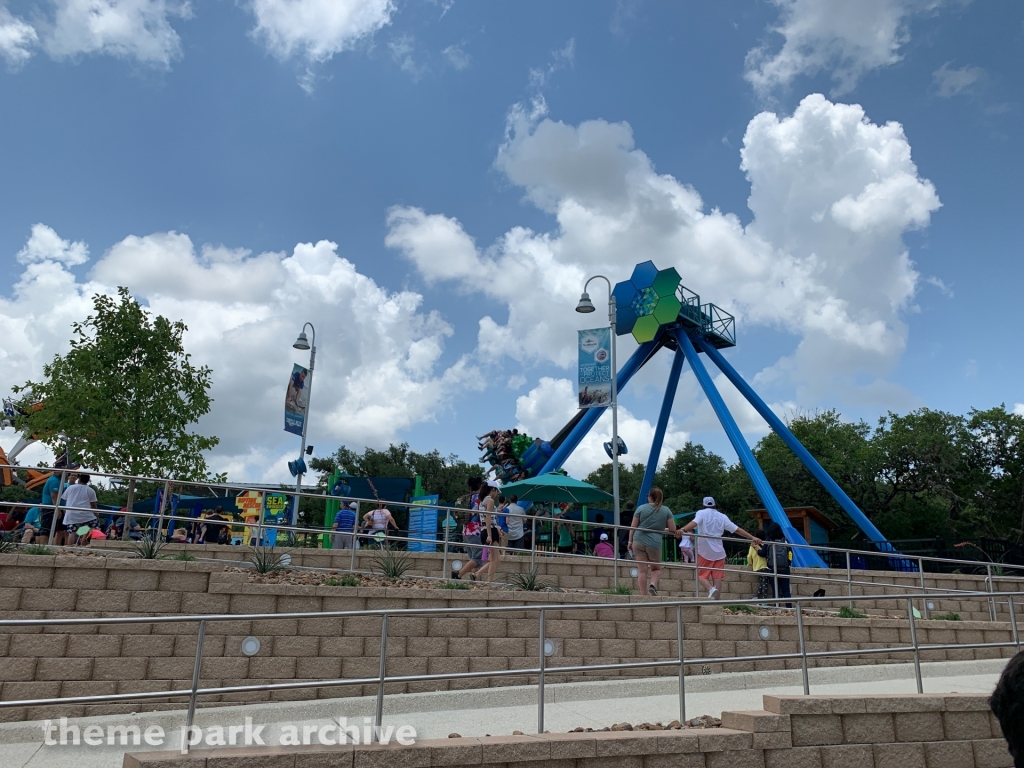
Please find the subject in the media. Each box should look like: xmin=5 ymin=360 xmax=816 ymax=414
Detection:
xmin=759 ymin=522 xmax=794 ymax=608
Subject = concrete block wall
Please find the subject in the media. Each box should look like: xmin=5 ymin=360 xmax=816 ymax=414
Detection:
xmin=121 ymin=693 xmax=1013 ymax=768
xmin=89 ymin=542 xmax=1024 ymax=622
xmin=0 ymin=556 xmax=1020 ymax=721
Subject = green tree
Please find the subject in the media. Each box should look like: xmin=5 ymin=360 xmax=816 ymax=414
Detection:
xmin=961 ymin=405 xmax=1024 ymax=543
xmin=656 ymin=442 xmax=729 ymax=515
xmin=13 ymin=288 xmax=218 ymax=480
xmin=583 ymin=462 xmax=648 ymax=512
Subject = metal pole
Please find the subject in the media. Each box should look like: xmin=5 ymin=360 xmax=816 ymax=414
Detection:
xmin=986 ymin=564 xmax=996 ymax=622
xmin=795 ymin=601 xmax=809 ymax=695
xmin=918 ymin=557 xmax=929 ymax=620
xmin=255 ymin=492 xmax=266 ymax=548
xmin=46 ymin=470 xmax=67 ymax=546
xmin=183 ymin=619 xmax=206 ymax=754
xmin=374 ymin=613 xmax=388 ymax=743
xmin=612 ymin=518 xmax=619 ymax=590
xmin=906 ymin=597 xmax=923 ymax=694
xmin=693 ymin=532 xmax=700 ymax=597
xmin=676 ymin=605 xmax=686 ymax=725
xmin=846 ymin=550 xmax=853 ymax=609
xmin=155 ymin=480 xmax=171 ymax=543
xmin=1009 ymin=598 xmax=1020 ymax=652
xmin=537 ymin=609 xmax=546 ymax=734
xmin=121 ymin=478 xmax=136 ymax=541
xmin=293 ymin=328 xmax=316 ymax=528
xmin=530 ymin=516 xmax=537 ymax=571
xmin=608 ymin=294 xmax=621 ymax=566
xmin=441 ymin=510 xmax=451 ymax=579
xmin=350 ymin=501 xmax=359 ymax=573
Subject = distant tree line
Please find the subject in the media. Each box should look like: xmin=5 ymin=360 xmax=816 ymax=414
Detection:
xmin=584 ymin=406 xmax=1024 ymax=546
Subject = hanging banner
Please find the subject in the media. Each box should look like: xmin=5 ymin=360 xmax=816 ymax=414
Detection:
xmin=284 ymin=364 xmax=310 ymax=435
xmin=407 ymin=494 xmax=440 ymax=553
xmin=577 ymin=328 xmax=612 ymax=409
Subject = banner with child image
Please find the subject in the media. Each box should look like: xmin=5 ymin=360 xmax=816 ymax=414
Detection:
xmin=284 ymin=364 xmax=309 ymax=435
xmin=578 ymin=328 xmax=612 ymax=409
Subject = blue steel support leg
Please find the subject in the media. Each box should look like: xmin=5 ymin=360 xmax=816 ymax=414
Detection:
xmin=638 ymin=347 xmax=685 ymax=506
xmin=694 ymin=335 xmax=897 ymax=557
xmin=540 ymin=339 xmax=660 ymax=475
xmin=672 ymin=329 xmax=826 ymax=569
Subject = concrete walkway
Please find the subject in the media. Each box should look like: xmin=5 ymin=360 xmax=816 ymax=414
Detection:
xmin=0 ymin=658 xmax=1006 ymax=768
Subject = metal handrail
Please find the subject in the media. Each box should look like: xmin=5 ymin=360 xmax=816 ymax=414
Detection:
xmin=0 ymin=588 xmax=1020 ymax=753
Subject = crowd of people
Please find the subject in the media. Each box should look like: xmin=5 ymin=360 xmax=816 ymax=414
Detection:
xmin=477 ymin=429 xmax=531 ymax=483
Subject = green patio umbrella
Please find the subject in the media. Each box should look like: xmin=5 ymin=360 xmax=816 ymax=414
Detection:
xmin=498 ymin=472 xmax=613 ymax=504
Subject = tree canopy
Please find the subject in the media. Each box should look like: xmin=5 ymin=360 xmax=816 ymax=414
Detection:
xmin=585 ymin=406 xmax=1024 ymax=545
xmin=14 ymin=288 xmax=218 ymax=480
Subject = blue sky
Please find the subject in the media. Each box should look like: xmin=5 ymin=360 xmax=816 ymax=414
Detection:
xmin=1 ymin=0 xmax=1022 ymax=481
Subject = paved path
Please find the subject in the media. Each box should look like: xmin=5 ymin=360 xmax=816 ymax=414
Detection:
xmin=0 ymin=658 xmax=1006 ymax=768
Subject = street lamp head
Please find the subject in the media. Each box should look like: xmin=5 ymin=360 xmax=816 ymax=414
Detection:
xmin=575 ymin=292 xmax=596 ymax=314
xmin=293 ymin=331 xmax=310 ymax=351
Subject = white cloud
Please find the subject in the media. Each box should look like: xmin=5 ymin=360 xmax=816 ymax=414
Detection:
xmin=514 ymin=377 xmax=689 ymax=479
xmin=1014 ymin=404 xmax=1024 ymax=417
xmin=745 ymin=0 xmax=941 ymax=97
xmin=0 ymin=6 xmax=38 ymax=67
xmin=42 ymin=0 xmax=191 ymax=67
xmin=925 ymin=275 xmax=953 ymax=297
xmin=528 ymin=38 xmax=574 ymax=89
xmin=389 ymin=33 xmax=425 ymax=80
xmin=388 ymin=94 xmax=939 ymax=405
xmin=249 ymin=0 xmax=394 ymax=62
xmin=16 ymin=224 xmax=89 ymax=266
xmin=1 ymin=225 xmax=482 ymax=481
xmin=442 ymin=42 xmax=469 ymax=70
xmin=933 ymin=62 xmax=983 ymax=98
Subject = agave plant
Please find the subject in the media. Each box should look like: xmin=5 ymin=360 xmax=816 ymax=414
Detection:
xmin=21 ymin=544 xmax=54 ymax=555
xmin=132 ymin=536 xmax=164 ymax=560
xmin=0 ymin=532 xmax=18 ymax=554
xmin=247 ymin=546 xmax=289 ymax=574
xmin=505 ymin=567 xmax=561 ymax=592
xmin=371 ymin=547 xmax=412 ymax=580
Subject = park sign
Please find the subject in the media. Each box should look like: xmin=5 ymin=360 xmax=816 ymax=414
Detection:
xmin=284 ymin=364 xmax=310 ymax=436
xmin=578 ymin=328 xmax=612 ymax=409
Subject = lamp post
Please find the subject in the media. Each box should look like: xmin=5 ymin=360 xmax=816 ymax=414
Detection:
xmin=576 ymin=277 xmax=620 ymax=535
xmin=291 ymin=323 xmax=316 ymax=528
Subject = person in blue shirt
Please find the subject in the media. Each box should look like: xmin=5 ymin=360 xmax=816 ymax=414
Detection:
xmin=39 ymin=472 xmax=68 ymax=546
xmin=331 ymin=501 xmax=358 ymax=550
xmin=21 ymin=506 xmax=41 ymax=543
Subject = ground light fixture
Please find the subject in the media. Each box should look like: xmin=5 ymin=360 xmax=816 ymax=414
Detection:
xmin=630 ymin=567 xmax=639 ymax=578
xmin=241 ymin=637 xmax=261 ymax=657
xmin=758 ymin=626 xmax=771 ymax=640
xmin=451 ymin=560 xmax=463 ymax=573
xmin=543 ymin=640 xmax=555 ymax=657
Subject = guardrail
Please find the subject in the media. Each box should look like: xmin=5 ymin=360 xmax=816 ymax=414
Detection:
xmin=6 ymin=464 xmax=1024 ymax=624
xmin=0 ymin=588 xmax=1020 ymax=752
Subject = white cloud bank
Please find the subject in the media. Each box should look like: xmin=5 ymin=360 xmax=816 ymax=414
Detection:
xmin=387 ymin=94 xmax=940 ymax=405
xmin=0 ymin=226 xmax=481 ymax=481
xmin=745 ymin=0 xmax=942 ymax=97
xmin=249 ymin=0 xmax=394 ymax=62
xmin=0 ymin=6 xmax=37 ymax=67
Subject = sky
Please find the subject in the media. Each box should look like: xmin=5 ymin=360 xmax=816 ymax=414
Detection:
xmin=1 ymin=0 xmax=1023 ymax=483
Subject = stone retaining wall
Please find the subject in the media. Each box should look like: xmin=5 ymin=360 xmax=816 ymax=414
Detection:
xmin=1 ymin=556 xmax=1019 ymax=722
xmin=122 ymin=693 xmax=1013 ymax=768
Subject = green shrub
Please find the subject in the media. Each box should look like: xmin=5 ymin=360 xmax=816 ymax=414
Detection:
xmin=247 ymin=546 xmax=288 ymax=574
xmin=325 ymin=574 xmax=361 ymax=587
xmin=171 ymin=550 xmax=197 ymax=561
xmin=21 ymin=544 xmax=54 ymax=555
xmin=438 ymin=581 xmax=471 ymax=590
xmin=931 ymin=611 xmax=961 ymax=621
xmin=837 ymin=606 xmax=867 ymax=619
xmin=0 ymin=533 xmax=18 ymax=554
xmin=600 ymin=584 xmax=634 ymax=595
xmin=725 ymin=605 xmax=757 ymax=615
xmin=372 ymin=548 xmax=412 ymax=580
xmin=505 ymin=568 xmax=561 ymax=592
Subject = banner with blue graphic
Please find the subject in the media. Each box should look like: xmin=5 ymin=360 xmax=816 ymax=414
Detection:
xmin=284 ymin=364 xmax=310 ymax=435
xmin=407 ymin=494 xmax=440 ymax=552
xmin=578 ymin=328 xmax=612 ymax=408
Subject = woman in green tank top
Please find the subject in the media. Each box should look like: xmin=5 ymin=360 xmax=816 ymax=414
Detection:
xmin=627 ymin=487 xmax=676 ymax=596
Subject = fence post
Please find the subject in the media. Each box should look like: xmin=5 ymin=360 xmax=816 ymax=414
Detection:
xmin=374 ymin=613 xmax=388 ymax=743
xmin=693 ymin=533 xmax=700 ymax=597
xmin=918 ymin=557 xmax=929 ymax=620
xmin=795 ymin=601 xmax=809 ymax=696
xmin=676 ymin=605 xmax=686 ymax=725
xmin=183 ymin=619 xmax=207 ymax=755
xmin=121 ymin=477 xmax=136 ymax=541
xmin=441 ymin=511 xmax=451 ymax=579
xmin=846 ymin=550 xmax=853 ymax=609
xmin=531 ymin=517 xmax=537 ymax=571
xmin=986 ymin=564 xmax=996 ymax=622
xmin=612 ymin=521 xmax=619 ymax=590
xmin=46 ymin=470 xmax=67 ymax=546
xmin=155 ymin=479 xmax=171 ymax=543
xmin=537 ymin=609 xmax=546 ymax=734
xmin=350 ymin=501 xmax=359 ymax=573
xmin=1009 ymin=597 xmax=1020 ymax=652
xmin=906 ymin=597 xmax=923 ymax=694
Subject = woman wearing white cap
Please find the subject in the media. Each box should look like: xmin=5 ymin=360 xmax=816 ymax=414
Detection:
xmin=678 ymin=497 xmax=761 ymax=599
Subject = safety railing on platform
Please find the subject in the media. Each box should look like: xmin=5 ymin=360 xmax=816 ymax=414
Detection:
xmin=5 ymin=465 xmax=1024 ymax=625
xmin=0 ymin=588 xmax=1020 ymax=753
